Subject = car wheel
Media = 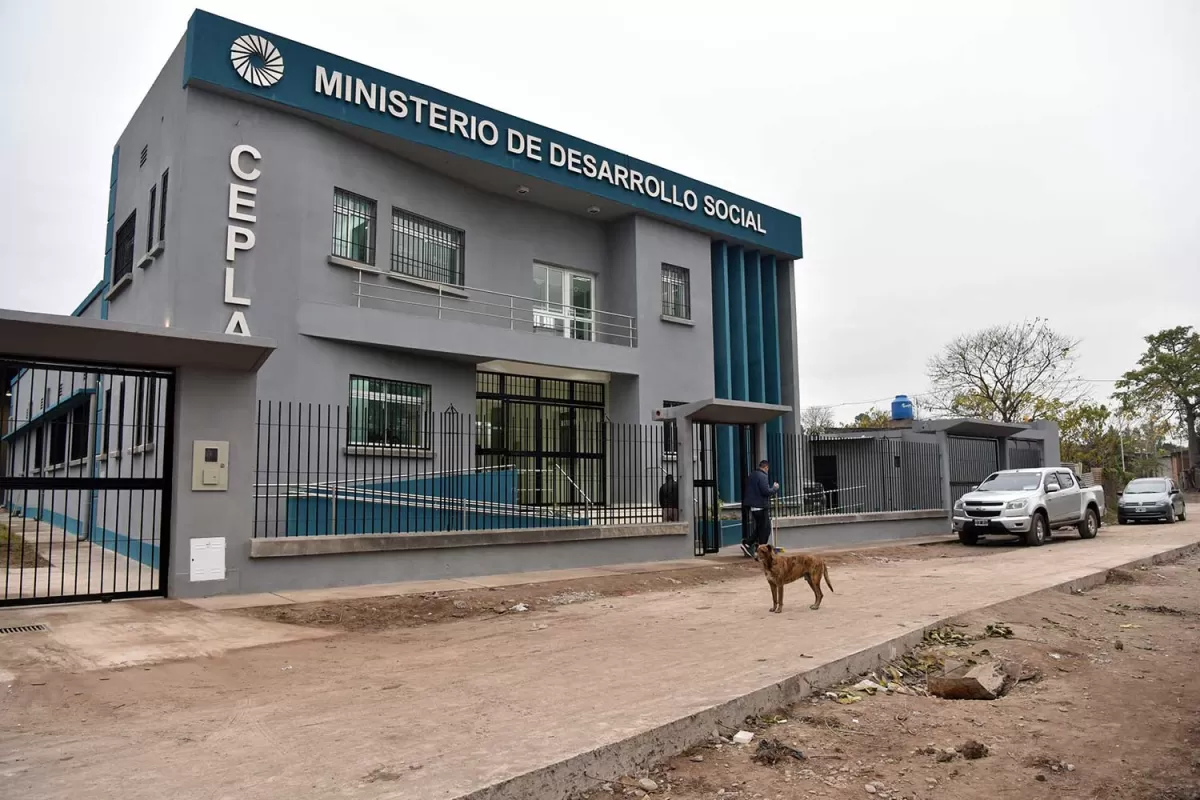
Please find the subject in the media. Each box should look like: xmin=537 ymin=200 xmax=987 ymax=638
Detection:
xmin=1023 ymin=512 xmax=1048 ymax=547
xmin=1077 ymin=508 xmax=1099 ymax=539
xmin=1180 ymin=504 xmax=1187 ymax=521
xmin=958 ymin=530 xmax=979 ymax=546
xmin=1166 ymin=506 xmax=1177 ymax=524
xmin=1118 ymin=517 xmax=1128 ymax=525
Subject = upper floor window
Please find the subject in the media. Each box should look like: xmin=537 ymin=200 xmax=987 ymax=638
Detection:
xmin=146 ymin=185 xmax=157 ymax=252
xmin=661 ymin=264 xmax=691 ymax=320
xmin=332 ymin=189 xmax=376 ymax=265
xmin=348 ymin=375 xmax=432 ymax=450
xmin=391 ymin=208 xmax=464 ymax=285
xmin=158 ymin=169 xmax=169 ymax=243
xmin=112 ymin=211 xmax=137 ymax=284
xmin=533 ymin=263 xmax=594 ymax=342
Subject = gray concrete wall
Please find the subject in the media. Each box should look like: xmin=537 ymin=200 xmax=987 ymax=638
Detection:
xmin=105 ymin=38 xmax=189 ymax=328
xmin=216 ymin=529 xmax=691 ymax=596
xmin=168 ymin=365 xmax=259 ymax=598
xmin=774 ymin=511 xmax=948 ymax=551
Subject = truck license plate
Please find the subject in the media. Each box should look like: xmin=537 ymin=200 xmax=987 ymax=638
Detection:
xmin=974 ymin=519 xmax=989 ymax=528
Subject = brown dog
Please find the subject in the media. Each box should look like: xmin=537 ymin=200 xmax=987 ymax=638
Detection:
xmin=756 ymin=544 xmax=834 ymax=612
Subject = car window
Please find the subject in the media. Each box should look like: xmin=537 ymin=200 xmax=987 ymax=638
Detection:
xmin=1125 ymin=479 xmax=1168 ymax=494
xmin=1044 ymin=474 xmax=1060 ymax=489
xmin=1057 ymin=471 xmax=1076 ymax=489
xmin=977 ymin=473 xmax=1042 ymax=491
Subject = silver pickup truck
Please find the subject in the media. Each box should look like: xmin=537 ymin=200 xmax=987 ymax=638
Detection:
xmin=952 ymin=467 xmax=1105 ymax=547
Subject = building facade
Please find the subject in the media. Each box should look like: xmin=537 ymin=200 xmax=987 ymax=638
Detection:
xmin=5 ymin=10 xmax=803 ymax=560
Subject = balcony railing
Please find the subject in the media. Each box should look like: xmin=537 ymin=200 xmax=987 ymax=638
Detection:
xmin=351 ymin=272 xmax=637 ymax=347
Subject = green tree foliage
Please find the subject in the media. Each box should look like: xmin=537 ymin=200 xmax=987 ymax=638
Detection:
xmin=1115 ymin=326 xmax=1200 ymax=477
xmin=850 ymin=408 xmax=892 ymax=428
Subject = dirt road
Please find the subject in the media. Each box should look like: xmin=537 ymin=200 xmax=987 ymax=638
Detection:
xmin=588 ymin=553 xmax=1200 ymax=800
xmin=1 ymin=524 xmax=1198 ymax=800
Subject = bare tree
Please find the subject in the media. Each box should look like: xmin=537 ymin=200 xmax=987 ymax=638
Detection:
xmin=925 ymin=318 xmax=1084 ymax=423
xmin=801 ymin=405 xmax=835 ymax=433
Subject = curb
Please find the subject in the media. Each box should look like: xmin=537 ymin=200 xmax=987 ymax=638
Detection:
xmin=459 ymin=539 xmax=1200 ymax=800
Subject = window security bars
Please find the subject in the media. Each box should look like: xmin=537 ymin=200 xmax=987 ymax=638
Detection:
xmin=391 ymin=208 xmax=464 ymax=285
xmin=332 ymin=189 xmax=376 ymax=265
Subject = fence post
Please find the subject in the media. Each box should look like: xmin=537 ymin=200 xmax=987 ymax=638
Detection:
xmin=935 ymin=430 xmax=952 ymax=517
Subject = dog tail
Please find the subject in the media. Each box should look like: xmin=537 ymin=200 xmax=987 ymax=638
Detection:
xmin=823 ymin=565 xmax=834 ymax=593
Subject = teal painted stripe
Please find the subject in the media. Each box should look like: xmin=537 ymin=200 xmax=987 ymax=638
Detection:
xmin=727 ymin=246 xmax=749 ymax=402
xmin=761 ymin=255 xmax=783 ymax=408
xmin=711 ymin=242 xmax=733 ymax=401
xmin=28 ymin=506 xmax=159 ymax=568
xmin=745 ymin=250 xmax=765 ymax=404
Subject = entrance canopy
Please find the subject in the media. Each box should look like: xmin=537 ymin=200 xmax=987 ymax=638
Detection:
xmin=0 ymin=309 xmax=275 ymax=372
xmin=653 ymin=398 xmax=791 ymax=425
xmin=914 ymin=418 xmax=1029 ymax=439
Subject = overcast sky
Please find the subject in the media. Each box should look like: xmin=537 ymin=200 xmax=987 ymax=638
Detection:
xmin=1 ymin=1 xmax=1196 ymax=420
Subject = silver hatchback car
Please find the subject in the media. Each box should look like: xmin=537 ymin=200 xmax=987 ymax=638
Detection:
xmin=1117 ymin=478 xmax=1188 ymax=524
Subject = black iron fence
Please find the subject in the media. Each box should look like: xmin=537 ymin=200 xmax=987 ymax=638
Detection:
xmin=253 ymin=402 xmax=670 ymax=537
xmin=768 ymin=432 xmax=945 ymax=517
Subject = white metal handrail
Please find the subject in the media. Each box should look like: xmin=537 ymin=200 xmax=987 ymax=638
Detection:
xmin=352 ymin=272 xmax=637 ymax=346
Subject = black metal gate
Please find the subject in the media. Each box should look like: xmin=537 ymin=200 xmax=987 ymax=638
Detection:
xmin=0 ymin=358 xmax=174 ymax=606
xmin=692 ymin=422 xmax=720 ymax=555
xmin=947 ymin=435 xmax=999 ymax=504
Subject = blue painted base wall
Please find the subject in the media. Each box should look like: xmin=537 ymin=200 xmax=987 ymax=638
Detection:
xmin=279 ymin=468 xmax=584 ymax=536
xmin=4 ymin=502 xmax=159 ymax=567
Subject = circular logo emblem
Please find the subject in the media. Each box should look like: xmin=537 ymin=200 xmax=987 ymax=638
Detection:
xmin=230 ymin=35 xmax=284 ymax=88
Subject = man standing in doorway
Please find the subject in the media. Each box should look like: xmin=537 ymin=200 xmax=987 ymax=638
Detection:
xmin=742 ymin=459 xmax=780 ymax=558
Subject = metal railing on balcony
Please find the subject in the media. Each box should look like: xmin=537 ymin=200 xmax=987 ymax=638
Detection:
xmin=351 ymin=273 xmax=637 ymax=347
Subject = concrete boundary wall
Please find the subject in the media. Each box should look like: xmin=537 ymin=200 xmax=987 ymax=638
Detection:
xmin=773 ymin=509 xmax=947 ymax=550
xmin=216 ymin=527 xmax=694 ymax=596
xmin=250 ymin=522 xmax=687 ymax=558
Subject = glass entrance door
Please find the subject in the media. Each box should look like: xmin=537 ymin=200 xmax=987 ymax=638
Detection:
xmin=533 ymin=263 xmax=594 ymax=341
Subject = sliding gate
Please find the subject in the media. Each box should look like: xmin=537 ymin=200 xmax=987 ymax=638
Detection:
xmin=0 ymin=358 xmax=174 ymax=606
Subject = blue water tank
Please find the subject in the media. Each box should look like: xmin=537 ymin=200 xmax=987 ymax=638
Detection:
xmin=891 ymin=395 xmax=914 ymax=421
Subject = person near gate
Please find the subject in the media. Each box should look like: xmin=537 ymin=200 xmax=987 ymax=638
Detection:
xmin=742 ymin=459 xmax=780 ymax=558
xmin=659 ymin=473 xmax=680 ymax=522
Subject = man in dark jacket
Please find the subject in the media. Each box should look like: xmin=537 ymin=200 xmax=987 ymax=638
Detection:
xmin=659 ymin=474 xmax=680 ymax=522
xmin=742 ymin=459 xmax=780 ymax=557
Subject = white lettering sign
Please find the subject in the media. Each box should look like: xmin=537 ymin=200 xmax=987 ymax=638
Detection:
xmin=224 ymin=144 xmax=260 ymax=336
xmin=311 ymin=65 xmax=767 ymax=235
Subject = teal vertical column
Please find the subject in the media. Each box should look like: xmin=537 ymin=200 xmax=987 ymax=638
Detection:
xmin=711 ymin=242 xmax=732 ymax=401
xmin=762 ymin=255 xmax=785 ymax=485
xmin=745 ymin=250 xmax=766 ymax=407
xmin=727 ymin=246 xmax=749 ymax=402
xmin=712 ymin=242 xmax=736 ymax=506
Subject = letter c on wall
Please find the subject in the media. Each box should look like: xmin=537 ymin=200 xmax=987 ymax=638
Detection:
xmin=230 ymin=144 xmax=262 ymax=181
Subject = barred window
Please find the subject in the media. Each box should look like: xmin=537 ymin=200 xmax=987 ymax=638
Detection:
xmin=391 ymin=208 xmax=464 ymax=285
xmin=661 ymin=264 xmax=691 ymax=319
xmin=69 ymin=404 xmax=90 ymax=461
xmin=332 ymin=189 xmax=376 ymax=265
xmin=112 ymin=211 xmax=137 ymax=284
xmin=348 ymin=375 xmax=432 ymax=449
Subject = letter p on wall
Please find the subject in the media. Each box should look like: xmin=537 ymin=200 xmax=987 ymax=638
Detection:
xmin=226 ymin=225 xmax=255 ymax=261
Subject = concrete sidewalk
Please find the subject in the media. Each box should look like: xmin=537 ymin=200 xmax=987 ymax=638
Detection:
xmin=1 ymin=524 xmax=1198 ymax=800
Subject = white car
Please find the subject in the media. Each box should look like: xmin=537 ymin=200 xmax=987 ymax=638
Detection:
xmin=952 ymin=467 xmax=1105 ymax=547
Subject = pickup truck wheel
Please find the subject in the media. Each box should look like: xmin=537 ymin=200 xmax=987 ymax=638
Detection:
xmin=958 ymin=530 xmax=979 ymax=546
xmin=1023 ymin=512 xmax=1048 ymax=547
xmin=1077 ymin=507 xmax=1099 ymax=539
